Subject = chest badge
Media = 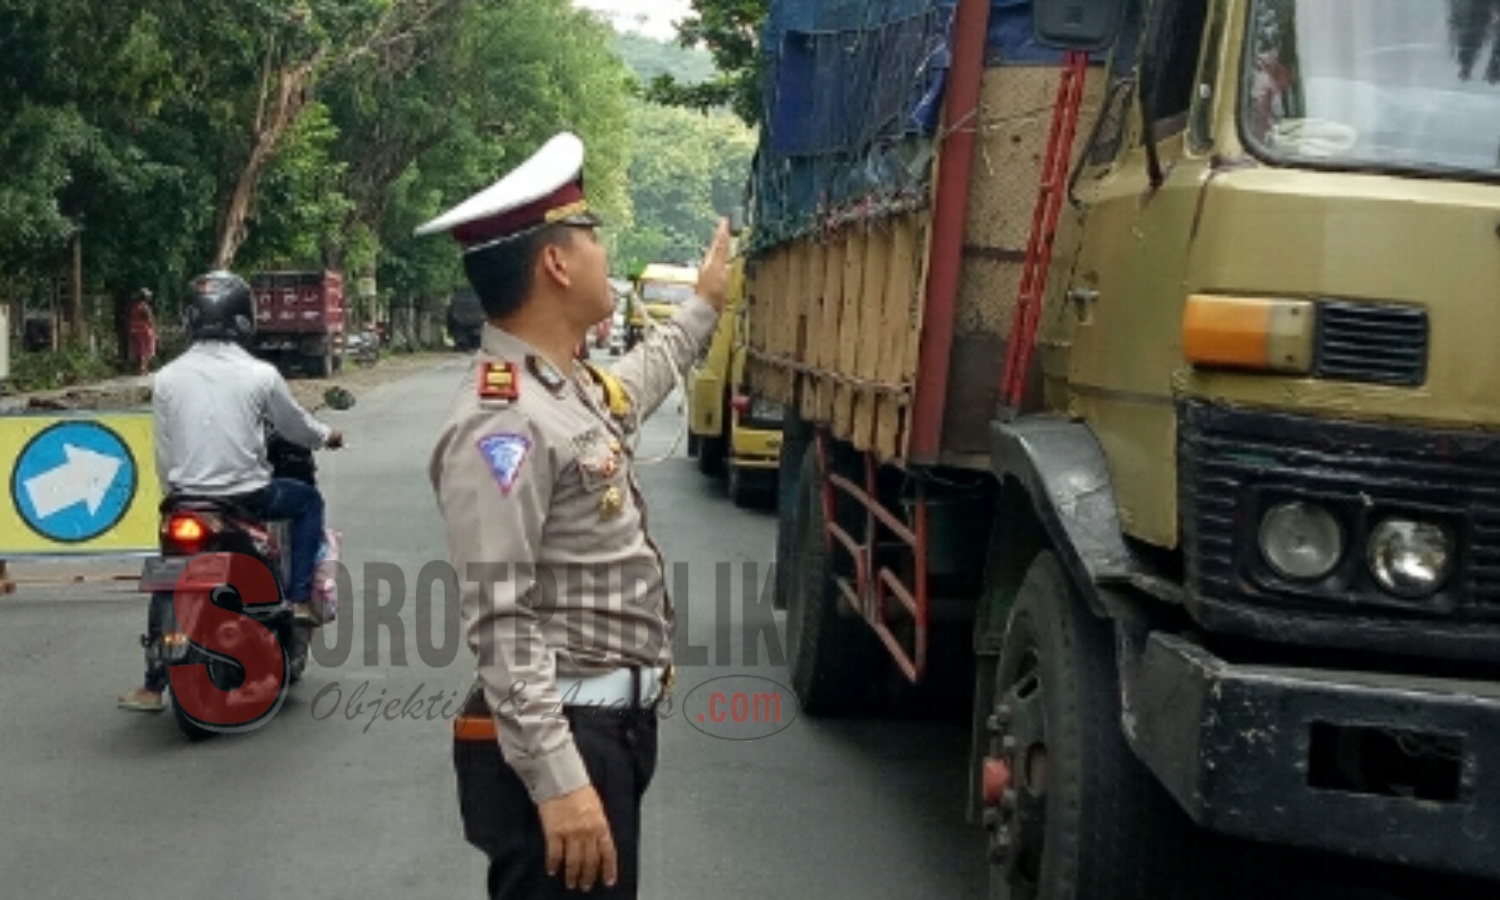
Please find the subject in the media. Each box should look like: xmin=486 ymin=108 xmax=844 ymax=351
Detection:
xmin=599 ymin=485 xmax=625 ymax=520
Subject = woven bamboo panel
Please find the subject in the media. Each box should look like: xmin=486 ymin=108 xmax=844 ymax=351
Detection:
xmin=833 ymin=227 xmax=868 ymax=442
xmin=851 ymin=225 xmax=891 ymax=452
xmin=954 ymin=63 xmax=1106 ymax=374
xmin=815 ymin=236 xmax=845 ymax=423
xmin=744 ymin=64 xmax=1104 ymax=453
xmin=875 ymin=213 xmax=924 ymax=461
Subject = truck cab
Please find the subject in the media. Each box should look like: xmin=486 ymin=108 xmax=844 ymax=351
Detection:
xmin=743 ymin=0 xmax=1500 ymax=894
xmin=624 ymin=263 xmax=699 ymax=351
xmin=688 ymin=250 xmax=783 ymax=505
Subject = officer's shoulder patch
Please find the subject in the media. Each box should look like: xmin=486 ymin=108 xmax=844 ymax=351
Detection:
xmin=478 ymin=361 xmax=520 ymax=402
xmin=476 ymin=432 xmax=531 ymax=495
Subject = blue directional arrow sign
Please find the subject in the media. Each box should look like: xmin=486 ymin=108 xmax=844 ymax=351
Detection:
xmin=11 ymin=421 xmax=138 ymax=544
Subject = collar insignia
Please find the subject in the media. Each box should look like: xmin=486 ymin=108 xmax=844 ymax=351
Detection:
xmin=527 ymin=355 xmax=567 ymax=394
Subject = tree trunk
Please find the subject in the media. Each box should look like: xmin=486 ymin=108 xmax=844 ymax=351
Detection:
xmin=113 ymin=292 xmax=131 ymax=372
xmin=66 ymin=232 xmax=85 ymax=348
xmin=212 ymin=63 xmax=316 ymax=270
xmin=213 ymin=137 xmax=278 ymax=270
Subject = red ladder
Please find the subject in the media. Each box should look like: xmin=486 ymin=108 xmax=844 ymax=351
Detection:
xmin=1001 ymin=50 xmax=1090 ymax=410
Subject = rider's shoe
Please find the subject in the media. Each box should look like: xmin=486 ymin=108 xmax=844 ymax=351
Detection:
xmin=118 ymin=687 xmax=165 ymax=712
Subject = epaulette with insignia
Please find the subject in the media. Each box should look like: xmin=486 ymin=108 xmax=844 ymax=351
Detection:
xmin=583 ymin=362 xmax=632 ymax=420
xmin=478 ymin=361 xmax=520 ymax=402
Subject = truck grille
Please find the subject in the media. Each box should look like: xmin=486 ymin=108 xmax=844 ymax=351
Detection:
xmin=1313 ymin=301 xmax=1428 ymax=387
xmin=1180 ymin=401 xmax=1500 ymax=621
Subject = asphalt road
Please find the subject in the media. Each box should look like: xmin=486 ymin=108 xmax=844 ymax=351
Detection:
xmin=0 ymin=353 xmax=988 ymax=900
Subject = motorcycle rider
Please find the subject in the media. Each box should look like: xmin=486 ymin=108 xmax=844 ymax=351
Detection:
xmin=118 ymin=269 xmax=343 ymax=712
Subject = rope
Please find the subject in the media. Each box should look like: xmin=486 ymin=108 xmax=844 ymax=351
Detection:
xmin=620 ymin=305 xmax=690 ymax=468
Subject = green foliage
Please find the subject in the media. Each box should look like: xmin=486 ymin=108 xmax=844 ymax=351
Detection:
xmin=614 ymin=32 xmax=717 ymax=86
xmin=646 ymin=0 xmax=769 ymax=127
xmin=369 ymin=0 xmax=634 ymax=301
xmin=0 ymin=0 xmax=638 ymax=321
xmin=237 ymin=102 xmax=354 ymax=271
xmin=613 ymin=100 xmax=755 ymax=275
xmin=0 ymin=0 xmax=760 ymax=361
xmin=6 ymin=348 xmax=116 ymax=394
xmin=606 ymin=30 xmax=757 ymax=279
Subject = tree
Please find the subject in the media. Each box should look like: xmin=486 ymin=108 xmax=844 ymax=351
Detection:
xmin=0 ymin=0 xmax=637 ymax=368
xmin=370 ymin=0 xmax=634 ymax=303
xmin=613 ymin=99 xmax=756 ymax=275
xmin=204 ymin=0 xmax=462 ymax=270
xmin=646 ymin=0 xmax=769 ymax=127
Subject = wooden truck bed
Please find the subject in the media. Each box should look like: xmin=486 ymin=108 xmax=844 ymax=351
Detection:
xmin=746 ymin=64 xmax=1104 ymax=467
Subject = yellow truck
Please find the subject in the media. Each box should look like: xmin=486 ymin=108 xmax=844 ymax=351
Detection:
xmin=746 ymin=0 xmax=1500 ymax=895
xmin=624 ymin=263 xmax=699 ymax=351
xmin=687 ymin=251 xmax=783 ymax=506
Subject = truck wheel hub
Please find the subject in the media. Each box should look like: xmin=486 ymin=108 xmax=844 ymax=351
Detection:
xmin=988 ymin=660 xmax=1048 ymax=891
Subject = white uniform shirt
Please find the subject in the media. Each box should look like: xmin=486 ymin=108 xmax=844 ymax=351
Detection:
xmin=152 ymin=341 xmax=332 ymax=497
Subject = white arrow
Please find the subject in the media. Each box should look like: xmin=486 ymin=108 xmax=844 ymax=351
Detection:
xmin=23 ymin=444 xmax=125 ymax=520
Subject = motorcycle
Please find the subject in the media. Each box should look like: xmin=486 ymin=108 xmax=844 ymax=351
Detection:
xmin=136 ymin=387 xmax=355 ymax=740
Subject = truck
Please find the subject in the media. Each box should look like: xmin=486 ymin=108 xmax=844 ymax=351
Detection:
xmin=745 ymin=0 xmax=1500 ymax=896
xmin=447 ymin=288 xmax=485 ymax=351
xmin=687 ymin=246 xmax=784 ymax=506
xmin=624 ymin=263 xmax=699 ymax=351
xmin=249 ymin=270 xmax=346 ymax=377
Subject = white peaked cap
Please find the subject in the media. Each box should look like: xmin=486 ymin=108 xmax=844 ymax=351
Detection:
xmin=413 ymin=132 xmax=597 ymax=250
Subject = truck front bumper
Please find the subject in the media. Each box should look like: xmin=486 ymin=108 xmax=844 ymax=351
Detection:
xmin=1118 ymin=629 xmax=1500 ymax=880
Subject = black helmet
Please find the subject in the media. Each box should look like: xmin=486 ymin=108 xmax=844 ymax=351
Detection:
xmin=184 ymin=270 xmax=255 ymax=342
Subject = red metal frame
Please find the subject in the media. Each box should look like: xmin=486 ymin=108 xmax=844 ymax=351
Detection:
xmin=816 ymin=434 xmax=931 ymax=682
xmin=811 ymin=36 xmax=1088 ymax=682
xmin=1001 ymin=50 xmax=1091 ymax=408
xmin=908 ymin=0 xmax=995 ymax=465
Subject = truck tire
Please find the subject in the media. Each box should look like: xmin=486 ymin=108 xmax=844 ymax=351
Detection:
xmin=786 ymin=442 xmax=880 ymax=715
xmin=774 ymin=413 xmax=814 ymax=611
xmin=727 ymin=464 xmax=752 ymax=508
xmin=697 ymin=435 xmax=725 ymax=476
xmin=987 ymin=552 xmax=1194 ymax=900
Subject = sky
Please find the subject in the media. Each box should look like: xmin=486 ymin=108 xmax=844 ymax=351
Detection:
xmin=571 ymin=0 xmax=694 ymax=41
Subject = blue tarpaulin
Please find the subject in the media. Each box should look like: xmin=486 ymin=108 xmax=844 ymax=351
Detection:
xmin=749 ymin=0 xmax=1079 ymax=249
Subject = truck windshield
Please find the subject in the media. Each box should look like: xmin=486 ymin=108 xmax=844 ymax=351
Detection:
xmin=640 ymin=281 xmax=697 ymax=305
xmin=1244 ymin=0 xmax=1500 ymax=179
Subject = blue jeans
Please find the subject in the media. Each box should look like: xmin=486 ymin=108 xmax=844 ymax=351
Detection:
xmin=258 ymin=477 xmax=326 ymax=603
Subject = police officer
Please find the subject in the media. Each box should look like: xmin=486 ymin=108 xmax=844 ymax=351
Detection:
xmin=419 ymin=132 xmax=730 ymax=899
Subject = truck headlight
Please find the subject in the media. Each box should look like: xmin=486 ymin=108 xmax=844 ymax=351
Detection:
xmin=1259 ymin=501 xmax=1344 ymax=581
xmin=1368 ymin=518 xmax=1454 ymax=598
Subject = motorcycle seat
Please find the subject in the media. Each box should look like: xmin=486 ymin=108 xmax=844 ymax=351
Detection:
xmin=161 ymin=494 xmax=264 ymax=524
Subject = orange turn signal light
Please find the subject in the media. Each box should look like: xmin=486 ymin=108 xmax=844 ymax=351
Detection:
xmin=1183 ymin=295 xmax=1314 ymax=374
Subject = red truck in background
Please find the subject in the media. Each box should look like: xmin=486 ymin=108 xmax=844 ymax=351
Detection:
xmin=250 ymin=270 xmax=345 ymax=378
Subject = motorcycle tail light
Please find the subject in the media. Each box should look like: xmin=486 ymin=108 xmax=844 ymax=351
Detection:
xmin=166 ymin=513 xmax=214 ymax=554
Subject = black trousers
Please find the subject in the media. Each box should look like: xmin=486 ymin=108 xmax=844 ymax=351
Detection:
xmin=455 ymin=705 xmax=659 ymax=900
